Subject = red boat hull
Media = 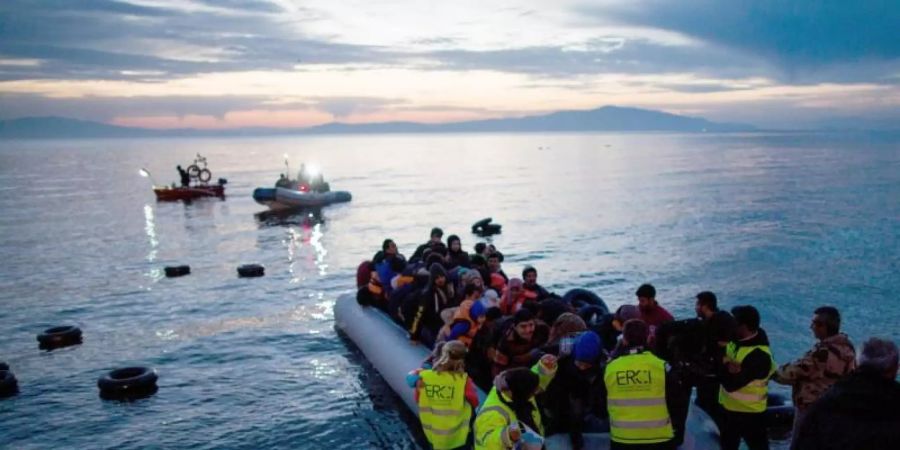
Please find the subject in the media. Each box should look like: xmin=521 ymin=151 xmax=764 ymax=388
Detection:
xmin=153 ymin=185 xmax=225 ymax=201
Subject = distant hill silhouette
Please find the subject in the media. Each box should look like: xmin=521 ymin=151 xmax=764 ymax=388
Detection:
xmin=0 ymin=106 xmax=756 ymax=138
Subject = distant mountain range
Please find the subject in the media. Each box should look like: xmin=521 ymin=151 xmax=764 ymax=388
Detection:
xmin=0 ymin=105 xmax=757 ymax=138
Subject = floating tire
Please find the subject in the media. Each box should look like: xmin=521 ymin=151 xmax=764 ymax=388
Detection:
xmin=98 ymin=367 xmax=158 ymax=400
xmin=198 ymin=168 xmax=212 ymax=182
xmin=0 ymin=370 xmax=18 ymax=398
xmin=0 ymin=361 xmax=7 ymax=371
xmin=765 ymin=393 xmax=794 ymax=428
xmin=562 ymin=288 xmax=609 ymax=314
xmin=471 ymin=217 xmax=493 ymax=232
xmin=37 ymin=325 xmax=83 ymax=350
xmin=237 ymin=264 xmax=265 ymax=278
xmin=186 ymin=164 xmax=201 ymax=178
xmin=164 ymin=265 xmax=191 ymax=277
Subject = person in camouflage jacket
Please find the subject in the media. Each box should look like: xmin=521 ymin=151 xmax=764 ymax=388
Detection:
xmin=773 ymin=306 xmax=856 ymax=445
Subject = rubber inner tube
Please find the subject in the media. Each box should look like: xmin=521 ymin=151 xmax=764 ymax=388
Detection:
xmin=98 ymin=367 xmax=159 ymax=399
xmin=37 ymin=325 xmax=83 ymax=350
xmin=0 ymin=362 xmax=8 ymax=371
xmin=164 ymin=265 xmax=191 ymax=277
xmin=562 ymin=288 xmax=609 ymax=315
xmin=198 ymin=168 xmax=212 ymax=182
xmin=237 ymin=264 xmax=265 ymax=278
xmin=0 ymin=370 xmax=18 ymax=398
xmin=471 ymin=217 xmax=493 ymax=232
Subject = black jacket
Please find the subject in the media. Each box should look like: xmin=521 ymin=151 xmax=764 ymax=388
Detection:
xmin=793 ymin=370 xmax=900 ymax=450
xmin=719 ymin=328 xmax=773 ymax=393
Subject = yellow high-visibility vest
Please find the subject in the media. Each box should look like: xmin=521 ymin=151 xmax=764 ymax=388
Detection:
xmin=418 ymin=370 xmax=472 ymax=449
xmin=719 ymin=342 xmax=776 ymax=413
xmin=604 ymin=351 xmax=674 ymax=444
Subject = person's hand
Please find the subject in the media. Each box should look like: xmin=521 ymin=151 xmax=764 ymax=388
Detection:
xmin=506 ymin=423 xmax=521 ymax=442
xmin=540 ymin=354 xmax=558 ymax=370
xmin=726 ymin=361 xmax=741 ymax=374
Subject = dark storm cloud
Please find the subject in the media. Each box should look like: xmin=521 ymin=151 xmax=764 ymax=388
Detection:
xmin=0 ymin=0 xmax=398 ymax=80
xmin=590 ymin=0 xmax=900 ymax=83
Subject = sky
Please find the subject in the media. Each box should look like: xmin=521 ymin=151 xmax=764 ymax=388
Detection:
xmin=0 ymin=0 xmax=898 ymax=129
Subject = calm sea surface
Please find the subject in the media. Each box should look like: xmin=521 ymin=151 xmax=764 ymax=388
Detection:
xmin=0 ymin=132 xmax=898 ymax=449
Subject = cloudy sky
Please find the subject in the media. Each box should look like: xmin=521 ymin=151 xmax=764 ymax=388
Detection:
xmin=0 ymin=0 xmax=897 ymax=129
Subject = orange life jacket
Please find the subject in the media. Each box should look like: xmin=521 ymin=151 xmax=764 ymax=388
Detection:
xmin=440 ymin=300 xmax=481 ymax=347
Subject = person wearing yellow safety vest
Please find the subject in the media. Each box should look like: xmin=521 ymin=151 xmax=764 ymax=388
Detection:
xmin=600 ymin=319 xmax=682 ymax=450
xmin=408 ymin=341 xmax=480 ymax=450
xmin=474 ymin=355 xmax=558 ymax=450
xmin=718 ymin=305 xmax=776 ymax=450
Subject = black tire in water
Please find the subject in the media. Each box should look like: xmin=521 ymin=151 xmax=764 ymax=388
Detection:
xmin=471 ymin=217 xmax=492 ymax=232
xmin=98 ymin=367 xmax=158 ymax=400
xmin=0 ymin=361 xmax=7 ymax=371
xmin=186 ymin=164 xmax=201 ymax=178
xmin=164 ymin=265 xmax=191 ymax=277
xmin=562 ymin=288 xmax=609 ymax=314
xmin=198 ymin=168 xmax=212 ymax=182
xmin=0 ymin=370 xmax=18 ymax=398
xmin=37 ymin=325 xmax=83 ymax=350
xmin=237 ymin=264 xmax=265 ymax=278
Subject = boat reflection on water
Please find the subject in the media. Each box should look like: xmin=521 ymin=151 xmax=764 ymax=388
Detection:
xmin=254 ymin=207 xmax=325 ymax=228
xmin=255 ymin=207 xmax=330 ymax=280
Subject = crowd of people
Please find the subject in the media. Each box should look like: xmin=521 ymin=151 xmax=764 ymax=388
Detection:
xmin=275 ymin=163 xmax=329 ymax=193
xmin=356 ymin=227 xmax=900 ymax=450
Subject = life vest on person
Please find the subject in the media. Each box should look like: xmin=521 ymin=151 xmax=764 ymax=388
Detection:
xmin=367 ymin=270 xmax=384 ymax=297
xmin=500 ymin=289 xmax=537 ymax=315
xmin=440 ymin=300 xmax=480 ymax=347
xmin=489 ymin=273 xmax=506 ymax=292
xmin=718 ymin=342 xmax=776 ymax=413
xmin=356 ymin=260 xmax=372 ymax=289
xmin=474 ymin=386 xmax=544 ymax=450
xmin=604 ymin=351 xmax=674 ymax=444
xmin=417 ymin=370 xmax=473 ymax=450
xmin=393 ymin=274 xmax=414 ymax=290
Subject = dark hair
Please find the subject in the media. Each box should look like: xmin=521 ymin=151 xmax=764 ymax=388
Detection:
xmin=731 ymin=305 xmax=761 ymax=332
xmin=708 ymin=311 xmax=737 ymax=342
xmin=474 ymin=242 xmax=487 ymax=254
xmin=430 ymin=227 xmax=443 ymax=238
xmin=814 ymin=306 xmax=841 ymax=336
xmin=696 ymin=291 xmax=718 ymax=311
xmin=431 ymin=242 xmax=448 ymax=257
xmin=389 ymin=256 xmax=406 ymax=273
xmin=513 ymin=308 xmax=534 ymax=324
xmin=486 ymin=307 xmax=503 ymax=321
xmin=522 ymin=266 xmax=537 ymax=278
xmin=635 ymin=283 xmax=656 ymax=298
xmin=487 ymin=253 xmax=500 ymax=262
xmin=447 ymin=234 xmax=461 ymax=249
xmin=502 ymin=368 xmax=540 ymax=432
xmin=382 ymin=239 xmax=394 ymax=251
xmin=470 ymin=254 xmax=487 ymax=268
xmin=425 ymin=253 xmax=444 ymax=268
xmin=464 ymin=283 xmax=484 ymax=298
xmin=623 ymin=319 xmax=649 ymax=347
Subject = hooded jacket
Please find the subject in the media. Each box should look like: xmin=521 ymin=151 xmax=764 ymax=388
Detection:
xmin=793 ymin=369 xmax=900 ymax=450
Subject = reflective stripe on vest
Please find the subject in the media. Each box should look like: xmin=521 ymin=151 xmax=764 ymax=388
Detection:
xmin=418 ymin=370 xmax=472 ymax=449
xmin=718 ymin=342 xmax=776 ymax=413
xmin=604 ymin=351 xmax=674 ymax=444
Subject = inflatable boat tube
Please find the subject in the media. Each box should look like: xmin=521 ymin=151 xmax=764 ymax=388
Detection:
xmin=765 ymin=393 xmax=794 ymax=428
xmin=0 ymin=370 xmax=18 ymax=398
xmin=98 ymin=367 xmax=158 ymax=399
xmin=37 ymin=325 xmax=83 ymax=350
xmin=164 ymin=265 xmax=191 ymax=277
xmin=237 ymin=264 xmax=265 ymax=278
xmin=333 ymin=294 xmax=720 ymax=449
xmin=562 ymin=288 xmax=609 ymax=315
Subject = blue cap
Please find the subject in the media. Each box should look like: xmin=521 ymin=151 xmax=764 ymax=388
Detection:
xmin=469 ymin=300 xmax=486 ymax=320
xmin=574 ymin=331 xmax=601 ymax=363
